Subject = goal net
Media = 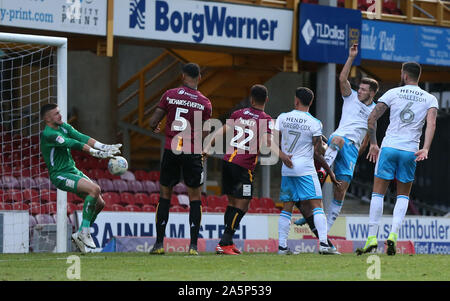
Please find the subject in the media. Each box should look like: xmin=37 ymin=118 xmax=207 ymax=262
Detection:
xmin=0 ymin=33 xmax=68 ymax=253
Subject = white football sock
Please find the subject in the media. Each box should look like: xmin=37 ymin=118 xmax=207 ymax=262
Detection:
xmin=391 ymin=195 xmax=409 ymax=235
xmin=326 ymin=199 xmax=343 ymax=232
xmin=368 ymin=193 xmax=384 ymax=237
xmin=278 ymin=211 xmax=292 ymax=248
xmin=313 ymin=208 xmax=328 ymax=244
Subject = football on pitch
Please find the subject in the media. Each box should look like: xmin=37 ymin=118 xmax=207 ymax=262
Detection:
xmin=108 ymin=156 xmax=128 ymax=175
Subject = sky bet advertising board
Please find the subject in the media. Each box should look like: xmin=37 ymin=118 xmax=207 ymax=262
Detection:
xmin=298 ymin=3 xmax=362 ymax=64
xmin=114 ymin=0 xmax=293 ymax=51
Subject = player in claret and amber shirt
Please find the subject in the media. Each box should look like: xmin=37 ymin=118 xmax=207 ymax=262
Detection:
xmin=203 ymin=84 xmax=291 ymax=255
xmin=148 ymin=62 xmax=212 ymax=256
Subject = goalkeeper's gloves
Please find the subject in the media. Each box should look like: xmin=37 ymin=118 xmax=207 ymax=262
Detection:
xmin=94 ymin=141 xmax=122 ymax=154
xmin=90 ymin=148 xmax=115 ymax=159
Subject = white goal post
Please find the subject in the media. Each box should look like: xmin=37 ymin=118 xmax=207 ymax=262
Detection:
xmin=0 ymin=33 xmax=68 ymax=253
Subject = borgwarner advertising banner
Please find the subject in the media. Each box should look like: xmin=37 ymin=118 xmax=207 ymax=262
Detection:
xmin=114 ymin=0 xmax=293 ymax=51
xmin=298 ymin=3 xmax=362 ymax=64
xmin=0 ymin=0 xmax=107 ymax=36
xmin=76 ymin=211 xmax=269 ymax=248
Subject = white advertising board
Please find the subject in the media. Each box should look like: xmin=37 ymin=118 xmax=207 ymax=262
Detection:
xmin=76 ymin=211 xmax=269 ymax=248
xmin=0 ymin=0 xmax=107 ymax=36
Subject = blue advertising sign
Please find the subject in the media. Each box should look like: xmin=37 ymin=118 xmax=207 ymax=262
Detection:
xmin=298 ymin=3 xmax=362 ymax=64
xmin=361 ymin=19 xmax=450 ymax=67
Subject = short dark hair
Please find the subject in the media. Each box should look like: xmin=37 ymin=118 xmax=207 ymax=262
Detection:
xmin=295 ymin=87 xmax=314 ymax=106
xmin=182 ymin=62 xmax=200 ymax=78
xmin=250 ymin=84 xmax=268 ymax=104
xmin=402 ymin=62 xmax=422 ymax=81
xmin=40 ymin=103 xmax=58 ymax=118
xmin=361 ymin=77 xmax=379 ymax=94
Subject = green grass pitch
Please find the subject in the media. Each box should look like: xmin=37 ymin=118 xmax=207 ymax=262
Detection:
xmin=0 ymin=252 xmax=448 ymax=281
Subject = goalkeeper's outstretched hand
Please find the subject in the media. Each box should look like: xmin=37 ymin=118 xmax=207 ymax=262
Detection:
xmin=94 ymin=141 xmax=122 ymax=154
xmin=90 ymin=148 xmax=115 ymax=159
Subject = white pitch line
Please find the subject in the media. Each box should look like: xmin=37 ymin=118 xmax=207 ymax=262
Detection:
xmin=0 ymin=256 xmax=107 ymax=263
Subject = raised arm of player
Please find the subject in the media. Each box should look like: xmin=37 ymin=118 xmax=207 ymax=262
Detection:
xmin=313 ymin=136 xmax=340 ymax=187
xmin=367 ymin=102 xmax=388 ymax=163
xmin=415 ymin=107 xmax=437 ymax=161
xmin=339 ymin=43 xmax=358 ymax=98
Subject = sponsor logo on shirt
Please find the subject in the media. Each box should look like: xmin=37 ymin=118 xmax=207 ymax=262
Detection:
xmin=56 ymin=136 xmax=65 ymax=144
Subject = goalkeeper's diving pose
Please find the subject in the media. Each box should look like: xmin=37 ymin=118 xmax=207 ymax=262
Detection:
xmin=40 ymin=103 xmax=121 ymax=252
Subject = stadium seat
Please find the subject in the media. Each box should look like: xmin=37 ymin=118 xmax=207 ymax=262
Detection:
xmin=142 ymin=204 xmax=156 ymax=212
xmin=173 ymin=183 xmax=187 ymax=195
xmin=35 ymin=214 xmax=55 ymax=224
xmin=148 ymin=171 xmax=160 ymax=181
xmin=127 ymin=180 xmax=145 ymax=194
xmin=18 ymin=177 xmax=36 ymax=190
xmin=259 ymin=197 xmax=275 ymax=209
xmin=206 ymin=195 xmax=221 ymax=208
xmin=1 ymin=165 xmax=12 ymax=177
xmin=76 ymin=203 xmax=84 ymax=211
xmin=112 ymin=179 xmax=129 ymax=193
xmin=120 ymin=192 xmax=136 ymax=206
xmin=111 ymin=204 xmax=125 ymax=211
xmin=97 ymin=178 xmax=114 ymax=192
xmin=270 ymin=207 xmax=281 ymax=214
xmin=201 ymin=206 xmax=212 ymax=212
xmin=120 ymin=171 xmax=135 ymax=181
xmin=3 ymin=189 xmax=22 ymax=203
xmin=0 ymin=189 xmax=3 ymax=202
xmin=45 ymin=202 xmax=57 ymax=215
xmin=141 ymin=180 xmax=158 ymax=194
xmin=149 ymin=193 xmax=160 ymax=206
xmin=134 ymin=170 xmax=151 ymax=181
xmin=34 ymin=177 xmax=52 ymax=190
xmin=256 ymin=207 xmax=271 ymax=214
xmin=1 ymin=176 xmax=19 ymax=189
xmin=170 ymin=194 xmax=179 ymax=205
xmin=68 ymin=192 xmax=83 ymax=204
xmin=102 ymin=192 xmax=121 ymax=206
xmin=29 ymin=202 xmax=41 ymax=215
xmin=125 ymin=204 xmax=141 ymax=212
xmin=134 ymin=193 xmax=150 ymax=207
xmin=214 ymin=206 xmax=226 ymax=213
xmin=67 ymin=203 xmax=77 ymax=214
xmin=87 ymin=169 xmax=108 ymax=180
xmin=170 ymin=205 xmax=187 ymax=212
xmin=0 ymin=202 xmax=12 ymax=210
xmin=40 ymin=189 xmax=57 ymax=203
xmin=12 ymin=202 xmax=30 ymax=211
